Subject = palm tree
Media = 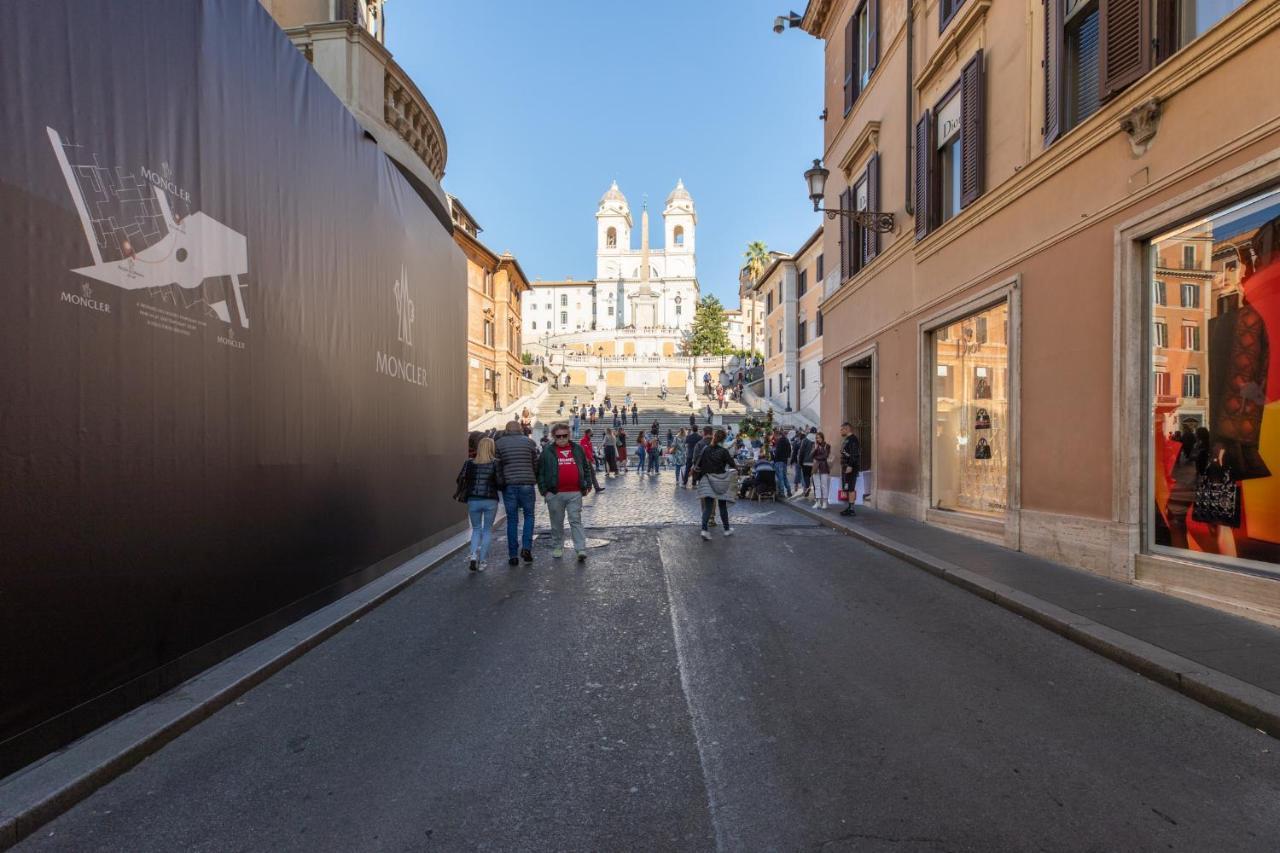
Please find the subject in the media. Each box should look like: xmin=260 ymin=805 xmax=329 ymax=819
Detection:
xmin=743 ymin=241 xmax=770 ymax=283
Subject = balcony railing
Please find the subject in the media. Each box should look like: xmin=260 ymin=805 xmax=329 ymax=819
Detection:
xmin=384 ymin=59 xmax=447 ymax=181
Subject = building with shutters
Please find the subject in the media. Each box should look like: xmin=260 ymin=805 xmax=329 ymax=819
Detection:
xmin=800 ymin=0 xmax=1280 ymax=623
xmin=750 ymin=229 xmax=825 ymax=419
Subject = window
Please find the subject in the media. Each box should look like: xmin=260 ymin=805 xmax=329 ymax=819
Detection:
xmin=843 ymin=0 xmax=879 ymax=114
xmin=1181 ymin=324 xmax=1200 ymax=351
xmin=1180 ymin=283 xmax=1200 ymax=308
xmin=916 ymin=52 xmax=984 ymax=240
xmin=531 ymin=320 xmax=537 ymax=330
xmin=931 ymin=300 xmax=1009 ymax=516
xmin=483 ymin=368 xmax=494 ymax=392
xmin=1153 ymin=370 xmax=1170 ymax=396
xmin=1181 ymin=370 xmax=1200 ymax=398
xmin=1169 ymin=0 xmax=1249 ymax=54
xmin=816 ymin=254 xmax=825 ymax=281
xmin=607 ymin=306 xmax=614 ymax=316
xmin=484 ymin=271 xmax=494 ymax=296
xmin=975 ymin=316 xmax=988 ymax=344
xmin=840 ymin=154 xmax=882 ymax=278
xmin=1153 ymin=280 xmax=1167 ymax=305
xmin=606 ymin=227 xmax=617 ymax=248
xmin=798 ymin=269 xmax=808 ymax=296
xmin=767 ymin=291 xmax=774 ymax=314
xmin=797 ymin=320 xmax=807 ymax=348
xmin=940 ymin=0 xmax=966 ymax=32
xmin=674 ymin=225 xmax=684 ymax=246
xmin=675 ymin=304 xmax=682 ymax=315
xmin=767 ymin=336 xmax=772 ymax=358
xmin=560 ymin=311 xmax=568 ymax=325
xmin=779 ymin=330 xmax=784 ymax=353
xmin=1153 ymin=321 xmax=1168 ymax=348
xmin=1062 ymin=0 xmax=1101 ymax=133
xmin=483 ymin=320 xmax=494 ymax=347
xmin=816 ymin=310 xmax=823 ymax=337
xmin=1183 ymin=245 xmax=1197 ymax=269
xmin=560 ymin=294 xmax=568 ymax=307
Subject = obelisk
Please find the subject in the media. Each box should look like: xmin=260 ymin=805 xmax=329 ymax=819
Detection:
xmin=631 ymin=202 xmax=659 ymax=329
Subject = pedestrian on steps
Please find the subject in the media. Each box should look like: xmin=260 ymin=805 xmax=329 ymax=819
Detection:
xmin=495 ymin=420 xmax=538 ymax=567
xmin=537 ymin=422 xmax=592 ymax=562
xmin=693 ymin=429 xmax=735 ymax=540
xmin=459 ymin=436 xmax=504 ymax=572
xmin=631 ymin=403 xmax=639 ymax=426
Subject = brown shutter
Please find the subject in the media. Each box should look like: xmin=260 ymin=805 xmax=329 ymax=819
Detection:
xmin=865 ymin=154 xmax=881 ymax=261
xmin=847 ymin=190 xmax=861 ymax=276
xmin=1043 ymin=0 xmax=1063 ymax=144
xmin=838 ymin=188 xmax=850 ymax=278
xmin=960 ymin=50 xmax=984 ymax=209
xmin=868 ymin=0 xmax=880 ymax=74
xmin=1099 ymin=0 xmax=1151 ymax=98
xmin=1154 ymin=0 xmax=1178 ymax=63
xmin=844 ymin=15 xmax=855 ymax=114
xmin=914 ymin=111 xmax=932 ymax=240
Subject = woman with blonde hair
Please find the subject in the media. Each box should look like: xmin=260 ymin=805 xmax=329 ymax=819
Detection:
xmin=457 ymin=435 xmax=504 ymax=572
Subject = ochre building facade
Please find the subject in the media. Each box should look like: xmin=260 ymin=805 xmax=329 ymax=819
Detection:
xmin=803 ymin=0 xmax=1280 ymax=623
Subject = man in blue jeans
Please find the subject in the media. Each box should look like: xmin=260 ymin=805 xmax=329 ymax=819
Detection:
xmin=495 ymin=421 xmax=540 ymax=567
xmin=772 ymin=427 xmax=793 ymax=497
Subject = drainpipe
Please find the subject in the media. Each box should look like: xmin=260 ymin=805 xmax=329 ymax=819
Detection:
xmin=904 ymin=0 xmax=916 ymax=216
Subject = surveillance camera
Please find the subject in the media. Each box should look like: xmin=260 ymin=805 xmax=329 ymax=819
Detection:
xmin=772 ymin=16 xmax=786 ymax=33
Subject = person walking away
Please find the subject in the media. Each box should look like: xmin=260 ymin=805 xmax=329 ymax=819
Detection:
xmin=796 ymin=428 xmax=815 ymax=499
xmin=683 ymin=426 xmax=703 ymax=488
xmin=495 ymin=421 xmax=538 ymax=567
xmin=631 ymin=403 xmax=639 ymax=426
xmin=811 ymin=432 xmax=832 ymax=510
xmin=689 ymin=412 xmax=697 ymax=431
xmin=612 ymin=407 xmax=621 ymax=429
xmin=617 ymin=427 xmax=628 ymax=472
xmin=773 ymin=428 xmax=793 ymax=497
xmin=647 ymin=435 xmax=660 ymax=474
xmin=693 ymin=429 xmax=736 ymax=539
xmin=580 ymin=429 xmax=604 ymax=492
xmin=666 ymin=427 xmax=675 ymax=449
xmin=634 ymin=433 xmax=648 ymax=473
xmin=459 ymin=436 xmax=504 ymax=571
xmin=537 ymin=423 xmax=592 ymax=562
xmin=652 ymin=419 xmax=660 ymax=437
xmin=672 ymin=438 xmax=688 ymax=484
xmin=603 ymin=428 xmax=619 ymax=476
xmin=840 ymin=422 xmax=861 ymax=517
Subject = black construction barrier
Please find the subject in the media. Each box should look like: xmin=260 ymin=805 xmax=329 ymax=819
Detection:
xmin=0 ymin=0 xmax=466 ymax=773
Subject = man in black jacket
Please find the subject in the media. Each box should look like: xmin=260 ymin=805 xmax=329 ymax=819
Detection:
xmin=683 ymin=426 xmax=704 ymax=488
xmin=496 ymin=421 xmax=539 ymax=566
xmin=772 ymin=428 xmax=793 ymax=497
xmin=840 ymin=422 xmax=861 ymax=517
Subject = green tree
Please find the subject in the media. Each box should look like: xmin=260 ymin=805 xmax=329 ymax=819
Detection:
xmin=687 ymin=295 xmax=734 ymax=356
xmin=743 ymin=241 xmax=770 ymax=283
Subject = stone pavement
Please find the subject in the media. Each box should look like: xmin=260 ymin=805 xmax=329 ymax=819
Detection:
xmin=16 ymin=480 xmax=1280 ymax=852
xmin=788 ymin=497 xmax=1280 ymax=734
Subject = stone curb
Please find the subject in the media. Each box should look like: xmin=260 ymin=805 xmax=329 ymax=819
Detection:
xmin=788 ymin=499 xmax=1280 ymax=739
xmin=0 ymin=525 xmax=475 ymax=850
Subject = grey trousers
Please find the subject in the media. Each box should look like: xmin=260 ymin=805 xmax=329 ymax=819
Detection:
xmin=545 ymin=491 xmax=587 ymax=553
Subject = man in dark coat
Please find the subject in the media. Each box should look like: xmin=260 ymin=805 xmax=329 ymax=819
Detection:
xmin=839 ymin=422 xmax=861 ymax=517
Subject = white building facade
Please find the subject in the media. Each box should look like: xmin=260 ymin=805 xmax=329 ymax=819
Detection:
xmin=523 ymin=180 xmax=701 ymax=341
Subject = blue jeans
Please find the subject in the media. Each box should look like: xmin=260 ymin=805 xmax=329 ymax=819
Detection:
xmin=503 ymin=484 xmax=536 ymax=559
xmin=773 ymin=461 xmax=792 ymax=496
xmin=467 ymin=498 xmax=499 ymax=561
xmin=674 ymin=463 xmax=685 ymax=482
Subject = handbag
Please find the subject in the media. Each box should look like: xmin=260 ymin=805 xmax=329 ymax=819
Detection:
xmin=453 ymin=461 xmax=472 ymax=504
xmin=1192 ymin=466 xmax=1242 ymax=527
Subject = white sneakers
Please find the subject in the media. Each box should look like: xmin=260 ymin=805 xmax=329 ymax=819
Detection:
xmin=723 ymin=528 xmax=733 ymax=537
xmin=700 ymin=530 xmax=712 ymax=541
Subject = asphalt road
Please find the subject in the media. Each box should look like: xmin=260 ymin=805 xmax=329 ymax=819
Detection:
xmin=18 ymin=478 xmax=1280 ymax=852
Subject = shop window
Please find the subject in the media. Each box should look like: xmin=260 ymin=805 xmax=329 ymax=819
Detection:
xmin=1181 ymin=283 xmax=1200 ymax=308
xmin=915 ymin=53 xmax=983 ymax=239
xmin=1153 ymin=280 xmax=1167 ymax=305
xmin=931 ymin=300 xmax=1009 ymax=517
xmin=1153 ymin=321 xmax=1168 ymax=348
xmin=1181 ymin=370 xmax=1201 ymax=398
xmin=1148 ymin=184 xmax=1280 ymax=573
xmin=843 ymin=0 xmax=880 ymax=115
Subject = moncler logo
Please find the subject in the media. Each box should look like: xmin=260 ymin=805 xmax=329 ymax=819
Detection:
xmin=394 ymin=265 xmax=415 ymax=347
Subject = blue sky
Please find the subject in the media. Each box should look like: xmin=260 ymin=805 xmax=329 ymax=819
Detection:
xmin=388 ymin=1 xmax=824 ymax=306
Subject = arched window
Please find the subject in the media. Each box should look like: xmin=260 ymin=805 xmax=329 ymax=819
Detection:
xmin=606 ymin=227 xmax=617 ymax=248
xmin=674 ymin=225 xmax=684 ymax=246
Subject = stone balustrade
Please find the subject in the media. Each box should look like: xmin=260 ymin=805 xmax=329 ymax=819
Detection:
xmin=384 ymin=60 xmax=446 ymax=181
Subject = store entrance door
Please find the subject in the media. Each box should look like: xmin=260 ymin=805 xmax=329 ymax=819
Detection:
xmin=844 ymin=355 xmax=874 ymax=501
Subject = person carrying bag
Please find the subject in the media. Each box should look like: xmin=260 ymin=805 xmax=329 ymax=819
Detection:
xmin=693 ymin=428 xmax=737 ymax=540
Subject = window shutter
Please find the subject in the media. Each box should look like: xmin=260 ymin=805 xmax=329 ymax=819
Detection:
xmin=1043 ymin=0 xmax=1063 ymax=144
xmin=838 ymin=188 xmax=850 ymax=278
xmin=868 ymin=0 xmax=880 ymax=74
xmin=848 ymin=192 xmax=861 ymax=275
xmin=844 ymin=16 xmax=855 ymax=114
xmin=1099 ymin=0 xmax=1150 ymax=98
xmin=960 ymin=50 xmax=984 ymax=209
xmin=865 ymin=154 xmax=881 ymax=261
xmin=1154 ymin=0 xmax=1178 ymax=63
xmin=914 ymin=111 xmax=932 ymax=240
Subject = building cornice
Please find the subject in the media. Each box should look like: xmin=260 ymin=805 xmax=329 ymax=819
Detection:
xmin=801 ymin=0 xmax=837 ymax=38
xmin=837 ymin=121 xmax=881 ymax=178
xmin=915 ymin=0 xmax=991 ymax=96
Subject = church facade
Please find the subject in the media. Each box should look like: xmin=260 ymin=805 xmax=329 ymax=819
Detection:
xmin=522 ymin=180 xmax=701 ymax=340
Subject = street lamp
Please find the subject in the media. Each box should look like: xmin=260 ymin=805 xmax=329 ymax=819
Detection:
xmin=785 ymin=373 xmax=793 ymax=412
xmin=804 ymin=158 xmax=895 ymax=233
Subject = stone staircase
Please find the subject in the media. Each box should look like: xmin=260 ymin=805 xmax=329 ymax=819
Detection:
xmin=534 ymin=384 xmax=751 ymax=459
